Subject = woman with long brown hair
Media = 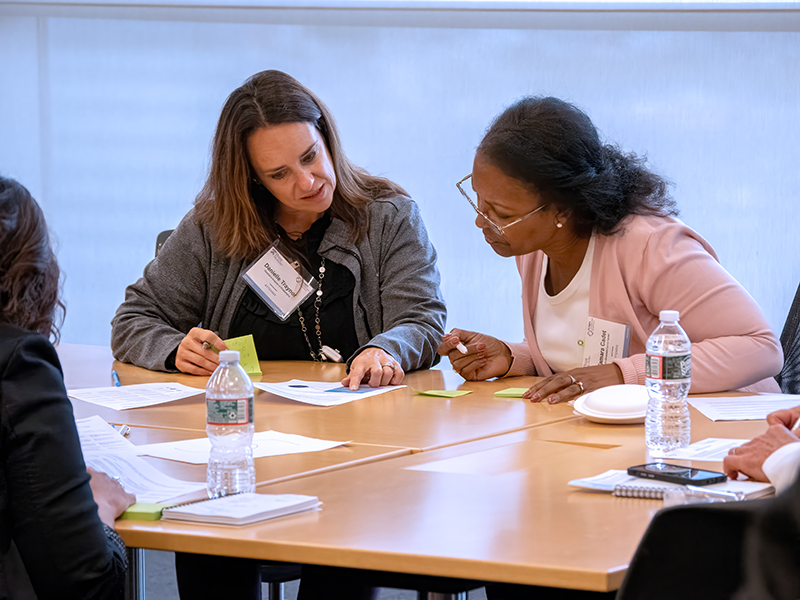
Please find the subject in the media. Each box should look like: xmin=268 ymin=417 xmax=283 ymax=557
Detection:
xmin=111 ymin=69 xmax=446 ymax=389
xmin=0 ymin=176 xmax=135 ymax=599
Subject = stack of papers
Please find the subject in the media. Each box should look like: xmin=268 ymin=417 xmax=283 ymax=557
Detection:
xmin=162 ymin=492 xmax=320 ymax=526
xmin=76 ymin=416 xmax=206 ymax=503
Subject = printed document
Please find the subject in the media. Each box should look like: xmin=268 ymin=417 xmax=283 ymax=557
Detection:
xmin=137 ymin=430 xmax=350 ymax=464
xmin=68 ymin=382 xmax=203 ymax=410
xmin=688 ymin=394 xmax=800 ymax=421
xmin=76 ymin=416 xmax=206 ymax=503
xmin=254 ymin=379 xmax=404 ymax=407
xmin=660 ymin=438 xmax=750 ymax=461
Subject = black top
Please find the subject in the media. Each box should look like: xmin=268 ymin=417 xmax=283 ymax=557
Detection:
xmin=228 ymin=214 xmax=360 ymax=362
xmin=0 ymin=323 xmax=127 ymax=599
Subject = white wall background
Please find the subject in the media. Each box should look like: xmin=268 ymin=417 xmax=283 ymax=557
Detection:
xmin=1 ymin=4 xmax=798 ymax=350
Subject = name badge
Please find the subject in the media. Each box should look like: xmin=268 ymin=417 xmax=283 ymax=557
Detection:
xmin=582 ymin=316 xmax=630 ymax=367
xmin=241 ymin=240 xmax=318 ymax=321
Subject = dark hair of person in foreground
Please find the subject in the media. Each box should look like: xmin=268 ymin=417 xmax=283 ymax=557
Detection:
xmin=0 ymin=176 xmax=64 ymax=340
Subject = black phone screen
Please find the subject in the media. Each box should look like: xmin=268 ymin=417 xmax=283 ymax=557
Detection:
xmin=627 ymin=462 xmax=727 ymax=486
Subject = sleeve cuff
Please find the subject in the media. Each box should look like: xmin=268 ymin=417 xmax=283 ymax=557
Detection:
xmin=763 ymin=441 xmax=800 ymax=494
xmin=103 ymin=524 xmax=128 ymax=569
xmin=505 ymin=342 xmax=535 ymax=377
xmin=612 ymin=357 xmax=641 ymax=385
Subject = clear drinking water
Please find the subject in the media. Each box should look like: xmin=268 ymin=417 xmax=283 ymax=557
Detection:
xmin=206 ymin=350 xmax=256 ymax=498
xmin=644 ymin=310 xmax=692 ymax=455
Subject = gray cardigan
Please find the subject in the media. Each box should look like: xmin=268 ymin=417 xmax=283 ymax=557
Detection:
xmin=110 ymin=196 xmax=446 ymax=373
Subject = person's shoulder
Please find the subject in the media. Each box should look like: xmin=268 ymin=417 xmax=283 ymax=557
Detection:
xmin=367 ymin=194 xmax=416 ymax=218
xmin=604 ymin=214 xmax=710 ymax=251
xmin=0 ymin=323 xmax=59 ymax=374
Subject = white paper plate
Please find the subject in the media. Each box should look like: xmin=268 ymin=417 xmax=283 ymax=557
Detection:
xmin=573 ymin=384 xmax=648 ymax=425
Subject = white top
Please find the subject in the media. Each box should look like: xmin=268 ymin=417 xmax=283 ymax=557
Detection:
xmin=763 ymin=441 xmax=800 ymax=494
xmin=534 ymin=234 xmax=596 ymax=373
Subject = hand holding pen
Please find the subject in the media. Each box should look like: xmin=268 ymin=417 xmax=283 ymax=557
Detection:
xmin=175 ymin=327 xmax=228 ymax=376
xmin=437 ymin=328 xmax=513 ymax=381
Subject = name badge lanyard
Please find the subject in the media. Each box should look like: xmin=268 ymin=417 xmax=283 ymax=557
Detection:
xmin=242 ymin=239 xmax=318 ymax=322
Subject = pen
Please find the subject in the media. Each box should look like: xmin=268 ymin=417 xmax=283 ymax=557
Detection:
xmin=456 ymin=342 xmax=468 ymax=355
xmin=791 ymin=418 xmax=800 ymax=433
xmin=111 ymin=370 xmax=121 ymax=387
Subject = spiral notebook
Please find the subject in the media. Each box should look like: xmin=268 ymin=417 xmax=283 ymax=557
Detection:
xmin=162 ymin=492 xmax=320 ymax=526
xmin=569 ymin=469 xmax=773 ymax=500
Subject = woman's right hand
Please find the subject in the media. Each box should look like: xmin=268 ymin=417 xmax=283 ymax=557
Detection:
xmin=88 ymin=468 xmax=136 ymax=528
xmin=175 ymin=327 xmax=228 ymax=375
xmin=437 ymin=328 xmax=512 ymax=381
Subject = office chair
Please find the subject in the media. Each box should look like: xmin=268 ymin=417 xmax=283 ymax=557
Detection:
xmin=155 ymin=229 xmax=173 ymax=257
xmin=615 ymin=499 xmax=757 ymax=600
xmin=776 ymin=281 xmax=800 ymax=394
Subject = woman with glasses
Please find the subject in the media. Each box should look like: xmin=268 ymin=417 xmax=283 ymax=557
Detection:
xmin=439 ymin=96 xmax=782 ymax=408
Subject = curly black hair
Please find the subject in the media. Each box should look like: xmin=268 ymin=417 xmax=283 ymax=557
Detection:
xmin=478 ymin=96 xmax=677 ymax=237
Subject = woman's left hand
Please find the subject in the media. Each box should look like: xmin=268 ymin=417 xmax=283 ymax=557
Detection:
xmin=524 ymin=364 xmax=624 ymax=404
xmin=342 ymin=348 xmax=405 ymax=390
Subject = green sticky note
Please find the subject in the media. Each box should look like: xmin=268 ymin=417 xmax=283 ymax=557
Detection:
xmin=223 ymin=334 xmax=262 ymax=377
xmin=494 ymin=388 xmax=528 ymax=398
xmin=120 ymin=503 xmax=166 ymax=521
xmin=413 ymin=389 xmax=473 ymax=398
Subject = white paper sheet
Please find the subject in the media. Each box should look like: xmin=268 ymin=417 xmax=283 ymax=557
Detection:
xmin=254 ymin=379 xmax=404 ymax=407
xmin=136 ymin=430 xmax=350 ymax=464
xmin=688 ymin=394 xmax=800 ymax=421
xmin=660 ymin=438 xmax=750 ymax=461
xmin=76 ymin=415 xmax=140 ymax=453
xmin=76 ymin=416 xmax=206 ymax=503
xmin=68 ymin=382 xmax=203 ymax=410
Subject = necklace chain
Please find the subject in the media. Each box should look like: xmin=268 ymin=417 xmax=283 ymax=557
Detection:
xmin=298 ymin=258 xmax=327 ymax=361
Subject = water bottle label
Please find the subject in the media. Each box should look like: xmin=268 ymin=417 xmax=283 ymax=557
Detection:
xmin=645 ymin=354 xmax=691 ymax=381
xmin=206 ymin=397 xmax=254 ymax=425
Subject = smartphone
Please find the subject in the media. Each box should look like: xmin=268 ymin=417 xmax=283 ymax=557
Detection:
xmin=627 ymin=462 xmax=727 ymax=486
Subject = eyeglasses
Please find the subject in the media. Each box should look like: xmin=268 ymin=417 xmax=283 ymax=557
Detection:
xmin=456 ymin=173 xmax=545 ymax=236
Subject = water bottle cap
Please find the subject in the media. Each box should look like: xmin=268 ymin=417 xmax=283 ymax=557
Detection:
xmin=659 ymin=310 xmax=680 ymax=322
xmin=219 ymin=350 xmax=240 ymax=362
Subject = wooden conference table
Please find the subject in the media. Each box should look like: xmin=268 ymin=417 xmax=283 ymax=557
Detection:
xmin=58 ymin=344 xmax=773 ymax=599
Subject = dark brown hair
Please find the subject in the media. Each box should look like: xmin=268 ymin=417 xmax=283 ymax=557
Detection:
xmin=478 ymin=96 xmax=677 ymax=237
xmin=195 ymin=69 xmax=406 ymax=260
xmin=0 ymin=177 xmax=64 ymax=342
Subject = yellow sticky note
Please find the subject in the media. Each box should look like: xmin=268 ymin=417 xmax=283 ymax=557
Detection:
xmin=413 ymin=389 xmax=473 ymax=398
xmin=494 ymin=388 xmax=528 ymax=398
xmin=120 ymin=503 xmax=166 ymax=521
xmin=223 ymin=334 xmax=262 ymax=377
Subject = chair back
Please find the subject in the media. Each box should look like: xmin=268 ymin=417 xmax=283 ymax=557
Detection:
xmin=777 ymin=282 xmax=800 ymax=394
xmin=155 ymin=229 xmax=173 ymax=257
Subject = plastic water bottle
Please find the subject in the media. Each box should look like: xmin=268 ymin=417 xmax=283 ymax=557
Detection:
xmin=644 ymin=310 xmax=692 ymax=455
xmin=206 ymin=350 xmax=255 ymax=498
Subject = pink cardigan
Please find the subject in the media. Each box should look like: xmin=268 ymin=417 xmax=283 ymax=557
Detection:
xmin=506 ymin=215 xmax=782 ymax=393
